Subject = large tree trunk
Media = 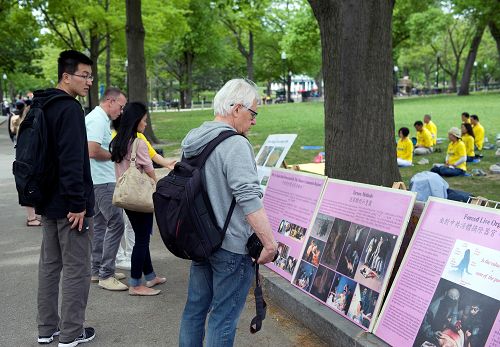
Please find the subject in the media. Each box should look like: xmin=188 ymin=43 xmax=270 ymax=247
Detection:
xmin=247 ymin=31 xmax=254 ymax=81
xmin=458 ymin=24 xmax=485 ymax=96
xmin=126 ymin=0 xmax=159 ymax=143
xmin=308 ymin=0 xmax=400 ymax=186
xmin=185 ymin=51 xmax=194 ymax=108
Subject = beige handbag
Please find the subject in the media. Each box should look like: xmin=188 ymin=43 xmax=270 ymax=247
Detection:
xmin=112 ymin=138 xmax=156 ymax=213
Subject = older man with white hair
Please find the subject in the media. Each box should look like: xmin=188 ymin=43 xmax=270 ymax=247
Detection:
xmin=178 ymin=79 xmax=278 ymax=347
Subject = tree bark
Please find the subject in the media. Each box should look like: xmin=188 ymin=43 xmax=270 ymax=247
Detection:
xmin=247 ymin=31 xmax=254 ymax=81
xmin=89 ymin=32 xmax=100 ymax=109
xmin=489 ymin=21 xmax=500 ymax=63
xmin=458 ymin=23 xmax=485 ymax=96
xmin=308 ymin=0 xmax=400 ymax=186
xmin=125 ymin=0 xmax=159 ymax=143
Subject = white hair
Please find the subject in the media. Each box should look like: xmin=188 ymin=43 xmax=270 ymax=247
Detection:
xmin=213 ymin=78 xmax=261 ymax=117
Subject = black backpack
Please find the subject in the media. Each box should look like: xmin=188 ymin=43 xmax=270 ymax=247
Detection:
xmin=153 ymin=130 xmax=241 ymax=261
xmin=12 ymin=93 xmax=75 ymax=207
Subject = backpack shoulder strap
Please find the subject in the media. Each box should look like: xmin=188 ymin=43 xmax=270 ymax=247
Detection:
xmin=187 ymin=130 xmax=242 ymax=167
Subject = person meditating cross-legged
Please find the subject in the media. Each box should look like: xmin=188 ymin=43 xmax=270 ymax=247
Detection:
xmin=431 ymin=127 xmax=467 ymax=177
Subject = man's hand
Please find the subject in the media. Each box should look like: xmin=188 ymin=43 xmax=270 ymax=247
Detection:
xmin=67 ymin=211 xmax=86 ymax=231
xmin=257 ymin=242 xmax=278 ymax=264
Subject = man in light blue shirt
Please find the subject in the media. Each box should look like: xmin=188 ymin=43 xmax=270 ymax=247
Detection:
xmin=85 ymin=87 xmax=128 ymax=291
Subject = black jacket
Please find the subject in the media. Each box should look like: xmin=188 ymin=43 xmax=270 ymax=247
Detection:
xmin=34 ymin=88 xmax=95 ymax=218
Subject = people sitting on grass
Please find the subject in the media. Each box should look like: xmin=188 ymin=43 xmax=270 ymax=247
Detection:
xmin=397 ymin=127 xmax=413 ymax=167
xmin=461 ymin=123 xmax=476 ymax=162
xmin=413 ymin=121 xmax=434 ymax=155
xmin=470 ymin=115 xmax=485 ymax=154
xmin=423 ymin=114 xmax=437 ymax=146
xmin=430 ymin=127 xmax=467 ymax=177
xmin=461 ymin=111 xmax=471 ymax=124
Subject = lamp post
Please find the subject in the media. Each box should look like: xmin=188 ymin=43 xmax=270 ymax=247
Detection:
xmin=483 ymin=64 xmax=488 ymax=90
xmin=1 ymin=73 xmax=6 ymax=115
xmin=281 ymin=51 xmax=287 ymax=102
xmin=473 ymin=61 xmax=478 ymax=92
xmin=393 ymin=66 xmax=399 ymax=95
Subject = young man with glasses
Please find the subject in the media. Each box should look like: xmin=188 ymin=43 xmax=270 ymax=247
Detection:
xmin=179 ymin=79 xmax=277 ymax=346
xmin=35 ymin=50 xmax=96 ymax=346
xmin=84 ymin=87 xmax=128 ymax=292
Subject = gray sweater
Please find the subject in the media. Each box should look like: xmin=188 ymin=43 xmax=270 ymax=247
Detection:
xmin=181 ymin=121 xmax=263 ymax=254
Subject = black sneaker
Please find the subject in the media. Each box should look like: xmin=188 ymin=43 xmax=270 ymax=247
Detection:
xmin=38 ymin=329 xmax=60 ymax=344
xmin=58 ymin=327 xmax=95 ymax=347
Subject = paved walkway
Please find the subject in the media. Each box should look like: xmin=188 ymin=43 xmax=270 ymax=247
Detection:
xmin=0 ymin=121 xmax=326 ymax=346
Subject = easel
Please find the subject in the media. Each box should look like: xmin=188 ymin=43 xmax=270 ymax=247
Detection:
xmin=467 ymin=196 xmax=500 ymax=209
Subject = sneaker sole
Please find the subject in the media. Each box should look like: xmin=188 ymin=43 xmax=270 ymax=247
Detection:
xmin=38 ymin=331 xmax=60 ymax=344
xmin=58 ymin=333 xmax=95 ymax=347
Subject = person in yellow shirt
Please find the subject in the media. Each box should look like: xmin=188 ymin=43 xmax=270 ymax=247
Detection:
xmin=396 ymin=127 xmax=413 ymax=167
xmin=431 ymin=127 xmax=467 ymax=177
xmin=461 ymin=112 xmax=471 ymax=124
xmin=423 ymin=114 xmax=437 ymax=145
xmin=470 ymin=115 xmax=485 ymax=153
xmin=461 ymin=123 xmax=475 ymax=162
xmin=413 ymin=121 xmax=434 ymax=155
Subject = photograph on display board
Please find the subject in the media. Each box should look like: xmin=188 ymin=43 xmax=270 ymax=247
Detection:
xmin=413 ymin=278 xmax=500 ymax=347
xmin=336 ymin=223 xmax=370 ymax=279
xmin=264 ymin=147 xmax=285 ymax=167
xmin=354 ymin=229 xmax=398 ymax=293
xmin=273 ymin=242 xmax=290 ymax=271
xmin=302 ymin=237 xmax=326 ymax=267
xmin=310 ymin=265 xmax=336 ymax=302
xmin=293 ymin=260 xmax=318 ymax=292
xmin=326 ymin=273 xmax=357 ymax=315
xmin=284 ymin=256 xmax=298 ymax=275
xmin=255 ymin=145 xmax=273 ymax=166
xmin=347 ymin=284 xmax=379 ymax=329
xmin=310 ymin=213 xmax=335 ymax=242
xmin=320 ymin=218 xmax=351 ymax=271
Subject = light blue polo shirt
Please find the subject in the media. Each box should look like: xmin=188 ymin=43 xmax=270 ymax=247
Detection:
xmin=85 ymin=106 xmax=116 ymax=184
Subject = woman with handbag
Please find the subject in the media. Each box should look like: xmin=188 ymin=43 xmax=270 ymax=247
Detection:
xmin=110 ymin=102 xmax=166 ymax=296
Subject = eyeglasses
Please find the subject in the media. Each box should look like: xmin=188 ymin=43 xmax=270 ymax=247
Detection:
xmin=68 ymin=73 xmax=94 ymax=81
xmin=231 ymin=104 xmax=258 ymax=120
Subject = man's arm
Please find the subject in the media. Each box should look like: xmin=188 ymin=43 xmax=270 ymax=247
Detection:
xmin=88 ymin=141 xmax=111 ymax=161
xmin=246 ymin=208 xmax=278 ymax=264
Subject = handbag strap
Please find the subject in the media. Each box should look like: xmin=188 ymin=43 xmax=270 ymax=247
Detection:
xmin=130 ymin=138 xmax=140 ymax=164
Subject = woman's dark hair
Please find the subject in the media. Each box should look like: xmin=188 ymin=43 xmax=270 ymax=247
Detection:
xmin=462 ymin=122 xmax=475 ymax=139
xmin=110 ymin=102 xmax=148 ymax=163
xmin=398 ymin=127 xmax=410 ymax=137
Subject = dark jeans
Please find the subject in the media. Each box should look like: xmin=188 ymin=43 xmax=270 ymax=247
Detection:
xmin=430 ymin=166 xmax=465 ymax=177
xmin=124 ymin=209 xmax=155 ymax=286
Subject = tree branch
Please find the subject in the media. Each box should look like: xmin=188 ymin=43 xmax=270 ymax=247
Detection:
xmin=72 ymin=16 xmax=89 ymax=50
xmin=40 ymin=8 xmax=74 ymax=49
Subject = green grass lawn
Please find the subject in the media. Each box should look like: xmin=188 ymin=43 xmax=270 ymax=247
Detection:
xmin=151 ymin=92 xmax=500 ymax=200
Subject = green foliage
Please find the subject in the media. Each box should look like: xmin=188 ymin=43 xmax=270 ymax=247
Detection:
xmin=0 ymin=2 xmax=41 ymax=73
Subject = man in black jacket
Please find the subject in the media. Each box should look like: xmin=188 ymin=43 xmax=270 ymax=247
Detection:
xmin=36 ymin=50 xmax=96 ymax=347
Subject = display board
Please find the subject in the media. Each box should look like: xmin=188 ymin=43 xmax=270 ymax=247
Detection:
xmin=291 ymin=179 xmax=416 ymax=331
xmin=255 ymin=134 xmax=297 ymax=188
xmin=262 ymin=168 xmax=327 ymax=281
xmin=375 ymin=198 xmax=500 ymax=347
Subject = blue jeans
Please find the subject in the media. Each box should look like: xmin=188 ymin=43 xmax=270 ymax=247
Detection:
xmin=124 ymin=209 xmax=156 ymax=286
xmin=179 ymin=248 xmax=255 ymax=347
xmin=431 ymin=166 xmax=465 ymax=177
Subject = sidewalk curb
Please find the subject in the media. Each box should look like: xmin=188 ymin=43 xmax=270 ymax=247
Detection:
xmin=261 ymin=268 xmax=390 ymax=347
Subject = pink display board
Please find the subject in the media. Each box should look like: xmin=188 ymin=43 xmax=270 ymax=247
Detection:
xmin=263 ymin=169 xmax=327 ymax=281
xmin=375 ymin=198 xmax=500 ymax=347
xmin=291 ymin=179 xmax=415 ymax=332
